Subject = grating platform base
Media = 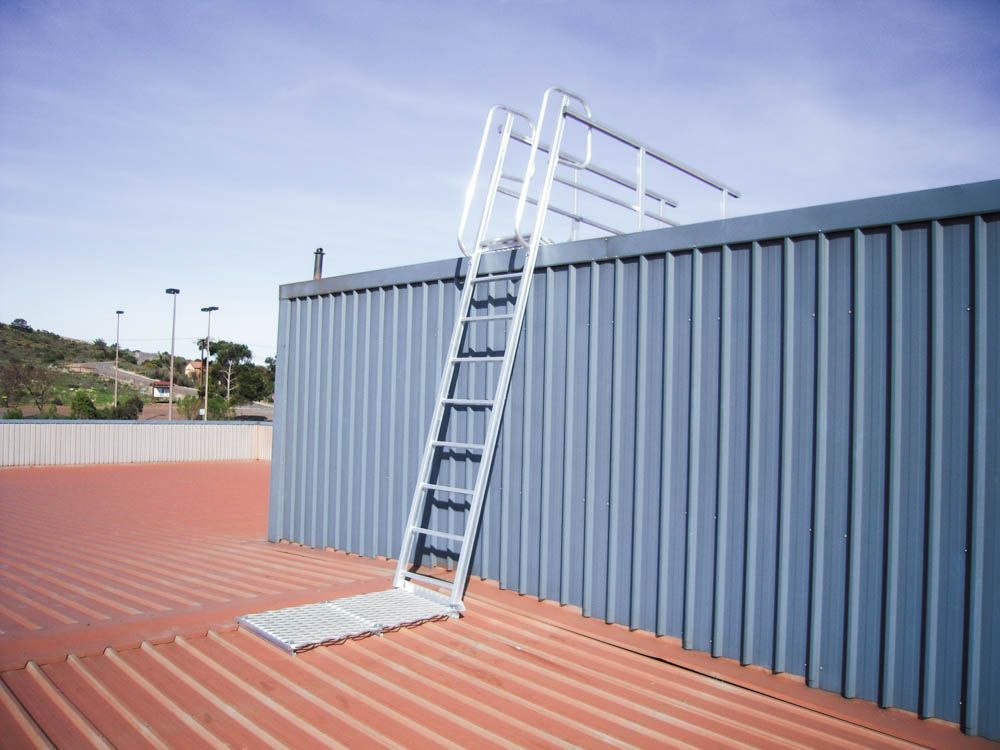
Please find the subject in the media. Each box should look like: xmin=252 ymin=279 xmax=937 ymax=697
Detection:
xmin=238 ymin=588 xmax=457 ymax=652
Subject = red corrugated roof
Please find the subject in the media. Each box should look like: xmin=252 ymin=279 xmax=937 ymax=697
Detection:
xmin=0 ymin=463 xmax=991 ymax=749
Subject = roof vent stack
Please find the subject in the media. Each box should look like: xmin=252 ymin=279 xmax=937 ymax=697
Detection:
xmin=313 ymin=247 xmax=325 ymax=280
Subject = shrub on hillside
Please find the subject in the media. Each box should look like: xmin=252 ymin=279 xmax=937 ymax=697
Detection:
xmin=108 ymin=395 xmax=144 ymax=420
xmin=177 ymin=395 xmax=200 ymax=420
xmin=70 ymin=391 xmax=99 ymax=419
xmin=174 ymin=394 xmax=231 ymax=420
xmin=207 ymin=395 xmax=232 ymax=420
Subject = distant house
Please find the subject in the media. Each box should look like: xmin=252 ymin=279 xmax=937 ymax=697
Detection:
xmin=151 ymin=381 xmax=171 ymax=401
xmin=184 ymin=360 xmax=204 ymax=379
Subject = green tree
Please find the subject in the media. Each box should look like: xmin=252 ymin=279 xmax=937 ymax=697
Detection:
xmin=3 ymin=407 xmax=24 ymax=419
xmin=193 ymin=339 xmax=260 ymax=402
xmin=125 ymin=395 xmax=144 ymax=416
xmin=140 ymin=352 xmax=193 ymax=387
xmin=204 ymin=340 xmax=253 ymax=367
xmin=0 ymin=361 xmax=55 ymax=410
xmin=232 ymin=363 xmax=271 ymax=403
xmin=175 ymin=394 xmax=230 ymax=420
xmin=108 ymin=395 xmax=144 ymax=420
xmin=70 ymin=391 xmax=99 ymax=419
xmin=0 ymin=363 xmax=22 ymax=405
xmin=207 ymin=395 xmax=231 ymax=420
xmin=177 ymin=395 xmax=201 ymax=420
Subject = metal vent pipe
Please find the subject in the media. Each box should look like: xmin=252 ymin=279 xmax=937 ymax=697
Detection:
xmin=313 ymin=248 xmax=325 ymax=280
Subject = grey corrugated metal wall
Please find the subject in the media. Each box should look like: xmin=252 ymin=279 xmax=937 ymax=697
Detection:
xmin=269 ymin=180 xmax=999 ymax=739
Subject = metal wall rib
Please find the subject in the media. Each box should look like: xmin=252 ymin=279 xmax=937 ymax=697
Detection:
xmin=269 ymin=181 xmax=999 ymax=739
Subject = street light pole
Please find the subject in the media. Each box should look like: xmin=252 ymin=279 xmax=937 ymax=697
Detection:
xmin=165 ymin=289 xmax=180 ymax=419
xmin=114 ymin=310 xmax=124 ymax=408
xmin=201 ymin=306 xmax=218 ymax=421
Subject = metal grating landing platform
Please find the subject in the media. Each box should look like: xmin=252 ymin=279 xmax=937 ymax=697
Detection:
xmin=238 ymin=588 xmax=456 ymax=652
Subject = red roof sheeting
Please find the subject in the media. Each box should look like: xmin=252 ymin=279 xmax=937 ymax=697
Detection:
xmin=0 ymin=463 xmax=990 ymax=749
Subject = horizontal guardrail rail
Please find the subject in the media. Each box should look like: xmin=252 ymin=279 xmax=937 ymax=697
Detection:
xmin=458 ymin=86 xmax=739 ymax=256
xmin=0 ymin=421 xmax=272 ymax=467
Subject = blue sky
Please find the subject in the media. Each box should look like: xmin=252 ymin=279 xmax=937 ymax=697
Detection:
xmin=1 ymin=0 xmax=997 ymax=361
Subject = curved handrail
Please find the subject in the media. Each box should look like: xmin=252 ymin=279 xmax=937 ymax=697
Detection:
xmin=458 ymin=85 xmax=741 ymax=257
xmin=457 ymin=105 xmax=536 ymax=257
xmin=513 ymin=86 xmax=592 ymax=249
xmin=539 ymin=86 xmax=593 ymax=169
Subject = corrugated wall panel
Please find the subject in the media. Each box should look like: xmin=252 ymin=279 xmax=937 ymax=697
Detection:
xmin=973 ymin=214 xmax=998 ymax=737
xmin=269 ymin=180 xmax=1000 ymax=739
xmin=714 ymin=243 xmax=750 ymax=660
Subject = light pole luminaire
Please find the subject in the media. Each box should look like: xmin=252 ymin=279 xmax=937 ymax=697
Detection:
xmin=201 ymin=306 xmax=218 ymax=421
xmin=114 ymin=310 xmax=124 ymax=408
xmin=165 ymin=289 xmax=180 ymax=420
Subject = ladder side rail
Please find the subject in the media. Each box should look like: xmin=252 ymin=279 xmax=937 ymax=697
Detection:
xmin=393 ymin=111 xmax=520 ymax=589
xmin=538 ymin=86 xmax=593 ymax=168
xmin=456 ymin=106 xmax=502 ymax=258
xmin=391 ymin=241 xmax=484 ymax=587
xmin=448 ymin=102 xmax=574 ymax=608
xmin=457 ymin=105 xmax=536 ymax=258
xmin=475 ymin=114 xmax=522 ymax=253
xmin=513 ymin=88 xmax=592 ymax=250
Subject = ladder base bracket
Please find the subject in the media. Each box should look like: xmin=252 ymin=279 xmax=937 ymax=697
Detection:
xmin=238 ymin=588 xmax=457 ymax=652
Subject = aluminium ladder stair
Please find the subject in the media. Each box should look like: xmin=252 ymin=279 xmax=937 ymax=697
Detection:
xmin=239 ymin=101 xmax=545 ymax=651
xmin=391 ymin=234 xmax=542 ymax=610
xmin=240 ymin=86 xmax=740 ymax=652
xmin=241 ymin=203 xmax=545 ymax=652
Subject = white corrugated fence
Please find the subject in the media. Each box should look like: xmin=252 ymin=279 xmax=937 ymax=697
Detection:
xmin=0 ymin=421 xmax=272 ymax=466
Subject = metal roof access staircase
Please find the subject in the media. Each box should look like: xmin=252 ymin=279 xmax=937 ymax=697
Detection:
xmin=240 ymin=86 xmax=739 ymax=651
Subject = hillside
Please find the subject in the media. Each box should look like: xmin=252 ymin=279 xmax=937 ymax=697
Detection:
xmin=0 ymin=320 xmax=127 ymax=366
xmin=0 ymin=320 xmax=151 ymax=417
xmin=1 ymin=319 xmax=272 ymax=419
